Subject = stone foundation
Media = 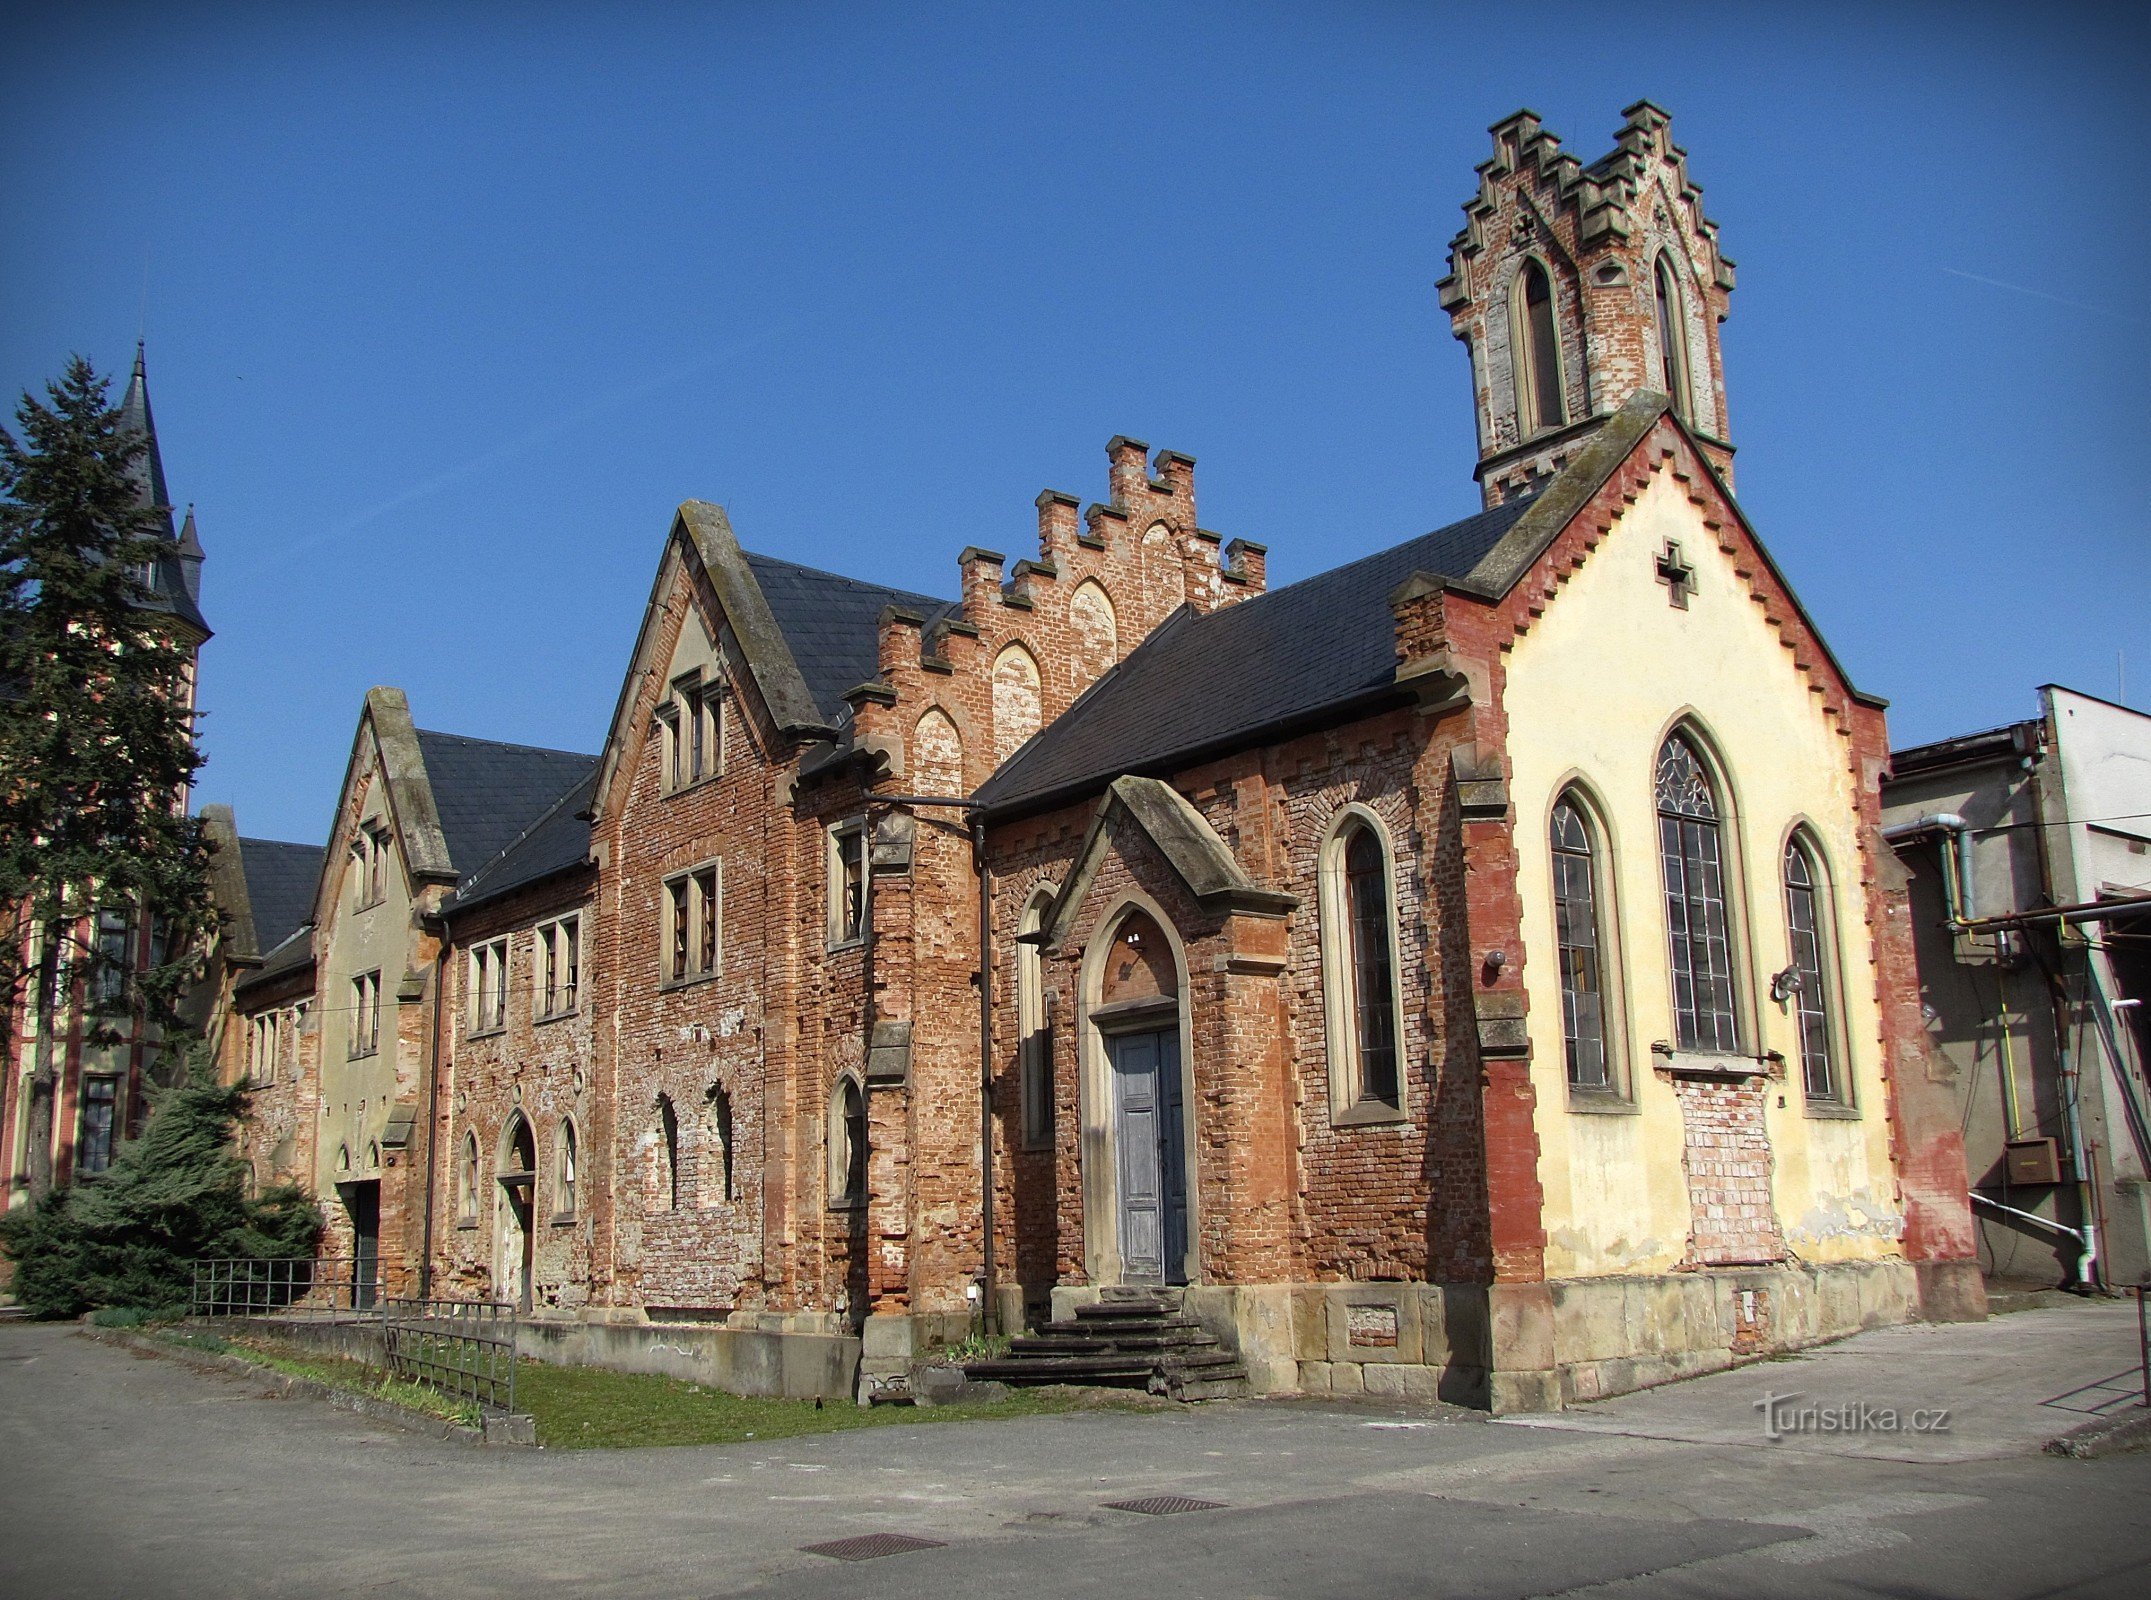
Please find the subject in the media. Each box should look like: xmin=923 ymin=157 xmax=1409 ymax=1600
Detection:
xmin=1051 ymin=1258 xmax=1936 ymax=1413
xmin=519 ymin=1314 xmax=859 ymax=1400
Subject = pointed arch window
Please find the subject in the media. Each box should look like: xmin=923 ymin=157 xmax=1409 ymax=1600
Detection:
xmin=555 ymin=1120 xmax=579 ymax=1219
xmin=1653 ymin=254 xmax=1693 ymax=421
xmin=829 ymin=1077 xmax=868 ymax=1207
xmin=458 ymin=1132 xmax=480 ymax=1224
xmin=1783 ymin=837 xmax=1843 ymax=1103
xmin=653 ymin=1095 xmax=679 ymax=1212
xmin=1321 ymin=813 xmax=1404 ymax=1117
xmin=705 ymin=1084 xmax=735 ymax=1203
xmin=1657 ymin=734 xmax=1739 ymax=1053
xmin=1017 ymin=885 xmax=1057 ymax=1150
xmin=1512 ymin=259 xmax=1566 ymax=435
xmin=1551 ymin=797 xmax=1610 ymax=1090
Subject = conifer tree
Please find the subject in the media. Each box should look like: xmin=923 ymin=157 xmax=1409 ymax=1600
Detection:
xmin=0 ymin=1052 xmax=319 ymax=1317
xmin=1 ymin=357 xmax=215 ymax=1198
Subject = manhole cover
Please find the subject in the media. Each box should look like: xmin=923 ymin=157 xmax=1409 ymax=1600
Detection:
xmin=800 ymin=1533 xmax=948 ymax=1562
xmin=1102 ymin=1495 xmax=1227 ymax=1516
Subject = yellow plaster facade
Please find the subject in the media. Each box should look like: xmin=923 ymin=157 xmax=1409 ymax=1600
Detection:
xmin=1504 ymin=465 xmax=1903 ymax=1280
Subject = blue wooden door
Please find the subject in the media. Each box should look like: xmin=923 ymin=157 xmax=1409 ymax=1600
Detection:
xmin=1111 ymin=1029 xmax=1187 ymax=1285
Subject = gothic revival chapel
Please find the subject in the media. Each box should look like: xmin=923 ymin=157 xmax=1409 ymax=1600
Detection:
xmin=213 ymin=103 xmax=1981 ymax=1409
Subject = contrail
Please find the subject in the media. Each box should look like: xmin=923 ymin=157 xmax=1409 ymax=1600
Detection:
xmin=1940 ymin=266 xmax=2142 ymax=325
xmin=255 ymin=312 xmax=814 ymax=573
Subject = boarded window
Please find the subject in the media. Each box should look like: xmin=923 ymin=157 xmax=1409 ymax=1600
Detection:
xmin=992 ymin=644 xmax=1042 ymax=766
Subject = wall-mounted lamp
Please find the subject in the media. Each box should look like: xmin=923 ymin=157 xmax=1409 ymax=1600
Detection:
xmin=1769 ymin=965 xmax=1804 ymax=1006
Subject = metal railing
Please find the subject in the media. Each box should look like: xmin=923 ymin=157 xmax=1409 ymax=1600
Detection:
xmin=191 ymin=1257 xmax=381 ymax=1320
xmin=380 ymin=1298 xmax=518 ymax=1416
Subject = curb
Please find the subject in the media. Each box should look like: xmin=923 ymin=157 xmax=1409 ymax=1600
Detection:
xmin=79 ymin=1325 xmax=536 ymax=1448
xmin=2043 ymin=1406 xmax=2151 ymax=1460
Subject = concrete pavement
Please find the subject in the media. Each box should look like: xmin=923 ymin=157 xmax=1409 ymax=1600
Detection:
xmin=2 ymin=1300 xmax=2148 ymax=1599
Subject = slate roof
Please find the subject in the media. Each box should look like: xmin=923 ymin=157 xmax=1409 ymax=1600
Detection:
xmin=235 ymin=924 xmax=315 ymax=995
xmin=411 ymin=729 xmax=597 ymax=883
xmin=743 ymin=551 xmax=951 ymax=724
xmin=450 ymin=768 xmax=597 ymax=916
xmin=116 ymin=346 xmax=211 ymax=638
xmin=974 ymin=496 xmax=1538 ymax=816
xmin=237 ymin=836 xmax=326 ymax=955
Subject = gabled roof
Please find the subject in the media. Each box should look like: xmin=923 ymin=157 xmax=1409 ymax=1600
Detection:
xmin=239 ymin=837 xmax=326 ymax=955
xmin=975 ymin=495 xmax=1536 ymax=815
xmin=233 ymin=923 xmax=315 ymax=998
xmin=449 ymin=768 xmax=597 ymax=917
xmin=744 ymin=551 xmax=951 ymax=724
xmin=412 ymin=728 xmax=596 ymax=883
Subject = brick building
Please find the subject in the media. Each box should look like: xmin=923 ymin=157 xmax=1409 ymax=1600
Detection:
xmin=208 ymin=102 xmax=1980 ymax=1407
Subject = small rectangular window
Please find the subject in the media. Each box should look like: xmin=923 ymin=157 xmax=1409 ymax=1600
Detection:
xmin=350 ymin=971 xmax=381 ymax=1057
xmin=667 ymin=877 xmax=691 ymax=983
xmin=695 ymin=867 xmax=718 ymax=976
xmin=78 ymin=1077 xmax=118 ymax=1175
xmin=468 ymin=939 xmax=507 ymax=1033
xmin=536 ymin=915 xmax=580 ymax=1017
xmin=829 ymin=822 xmax=868 ymax=946
xmin=663 ymin=869 xmax=718 ymax=983
xmin=93 ymin=905 xmax=133 ymax=1008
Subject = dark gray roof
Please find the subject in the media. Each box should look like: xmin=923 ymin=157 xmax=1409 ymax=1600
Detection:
xmin=974 ymin=496 xmax=1537 ymax=816
xmin=411 ymin=729 xmax=597 ymax=883
xmin=743 ymin=551 xmax=951 ymax=723
xmin=234 ymin=923 xmax=315 ymax=997
xmin=237 ymin=837 xmax=325 ymax=954
xmin=450 ymin=769 xmax=596 ymax=917
xmin=116 ymin=345 xmax=210 ymax=638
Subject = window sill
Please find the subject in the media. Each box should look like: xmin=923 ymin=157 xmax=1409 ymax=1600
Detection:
xmin=826 ymin=937 xmax=867 ymax=956
xmin=549 ymin=1211 xmax=577 ymax=1228
xmin=466 ymin=1025 xmax=506 ymax=1041
xmin=827 ymin=1194 xmax=867 ymax=1213
xmin=1802 ymin=1099 xmax=1862 ymax=1121
xmin=455 ymin=1218 xmax=478 ymax=1231
xmin=533 ymin=1007 xmax=580 ymax=1027
xmin=661 ymin=774 xmax=724 ymax=800
xmin=657 ymin=972 xmax=720 ymax=995
xmin=347 ymin=1047 xmax=380 ymax=1061
xmin=1565 ymin=1089 xmax=1639 ymax=1115
xmin=1332 ymin=1099 xmax=1408 ymax=1129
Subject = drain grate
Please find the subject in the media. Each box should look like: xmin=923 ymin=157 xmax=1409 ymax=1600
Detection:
xmin=1102 ymin=1495 xmax=1227 ymax=1516
xmin=800 ymin=1533 xmax=948 ymax=1562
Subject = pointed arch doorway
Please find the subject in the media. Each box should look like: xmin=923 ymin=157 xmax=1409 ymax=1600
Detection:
xmin=496 ymin=1114 xmax=537 ymax=1313
xmin=1087 ymin=905 xmax=1191 ymax=1287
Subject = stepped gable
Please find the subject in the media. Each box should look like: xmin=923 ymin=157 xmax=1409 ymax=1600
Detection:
xmin=409 ymin=729 xmax=596 ymax=887
xmin=973 ymin=494 xmax=1536 ymax=815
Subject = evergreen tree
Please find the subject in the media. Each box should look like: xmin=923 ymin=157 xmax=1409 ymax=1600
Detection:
xmin=0 ymin=1051 xmax=320 ymax=1317
xmin=1 ymin=356 xmax=215 ymax=1197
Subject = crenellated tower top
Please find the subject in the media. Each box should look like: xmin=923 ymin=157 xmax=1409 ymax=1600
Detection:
xmin=1438 ymin=101 xmax=1736 ymax=507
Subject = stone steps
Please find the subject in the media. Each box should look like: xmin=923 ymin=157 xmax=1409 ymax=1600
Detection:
xmin=964 ymin=1291 xmax=1248 ymax=1400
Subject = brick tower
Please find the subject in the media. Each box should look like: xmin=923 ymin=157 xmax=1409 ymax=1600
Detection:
xmin=1439 ymin=102 xmax=1736 ymax=507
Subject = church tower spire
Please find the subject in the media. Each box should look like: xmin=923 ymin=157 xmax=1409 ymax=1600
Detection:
xmin=1438 ymin=102 xmax=1737 ymax=508
xmin=113 ymin=342 xmax=209 ymax=642
xmin=117 ymin=340 xmax=176 ymax=536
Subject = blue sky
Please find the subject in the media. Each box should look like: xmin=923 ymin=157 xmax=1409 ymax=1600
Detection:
xmin=6 ymin=1 xmax=2147 ymax=846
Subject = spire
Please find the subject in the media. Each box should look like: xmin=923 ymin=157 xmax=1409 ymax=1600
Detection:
xmin=117 ymin=340 xmax=175 ymax=535
xmin=176 ymin=504 xmax=205 ymax=607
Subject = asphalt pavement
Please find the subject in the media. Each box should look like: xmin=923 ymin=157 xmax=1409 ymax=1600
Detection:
xmin=2 ymin=1300 xmax=2147 ymax=1599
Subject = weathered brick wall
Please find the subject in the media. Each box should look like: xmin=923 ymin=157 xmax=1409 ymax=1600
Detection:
xmin=433 ymin=872 xmax=597 ymax=1310
xmin=1672 ymin=1076 xmax=1786 ymax=1265
xmin=227 ymin=972 xmax=317 ymax=1200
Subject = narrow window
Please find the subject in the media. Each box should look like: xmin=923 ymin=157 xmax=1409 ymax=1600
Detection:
xmin=659 ymin=706 xmax=681 ymax=792
xmin=93 ymin=905 xmax=132 ymax=1008
xmin=1344 ymin=828 xmax=1400 ymax=1104
xmin=706 ymin=1084 xmax=735 ymax=1203
xmin=537 ymin=915 xmax=580 ymax=1016
xmin=1551 ymin=798 xmax=1609 ymax=1090
xmin=78 ymin=1078 xmax=118 ymax=1175
xmin=667 ymin=877 xmax=690 ymax=982
xmin=832 ymin=1077 xmax=868 ymax=1203
xmin=459 ymin=1132 xmax=480 ymax=1223
xmin=1017 ymin=888 xmax=1055 ymax=1149
xmin=1513 ymin=259 xmax=1566 ymax=434
xmin=687 ymin=683 xmax=707 ymax=781
xmin=830 ymin=822 xmax=868 ymax=945
xmin=367 ymin=826 xmax=387 ymax=904
xmin=350 ymin=971 xmax=381 ymax=1056
xmin=1654 ymin=255 xmax=1692 ymax=421
xmin=656 ymin=1096 xmax=680 ymax=1211
xmin=1657 ymin=735 xmax=1739 ymax=1053
xmin=469 ymin=939 xmax=506 ymax=1032
xmin=557 ymin=1121 xmax=579 ymax=1218
xmin=1784 ymin=839 xmax=1841 ymax=1102
xmin=694 ymin=866 xmax=719 ymax=976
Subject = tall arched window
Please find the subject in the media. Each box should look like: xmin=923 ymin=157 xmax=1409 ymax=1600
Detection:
xmin=992 ymin=644 xmax=1042 ymax=766
xmin=1551 ymin=796 xmax=1610 ymax=1090
xmin=830 ymin=1077 xmax=867 ymax=1205
xmin=1657 ymin=733 xmax=1740 ymax=1052
xmin=653 ymin=1095 xmax=679 ymax=1212
xmin=1783 ymin=837 xmax=1842 ymax=1103
xmin=1653 ymin=254 xmax=1693 ymax=421
xmin=556 ymin=1120 xmax=579 ymax=1219
xmin=458 ymin=1132 xmax=480 ymax=1224
xmin=1017 ymin=885 xmax=1057 ymax=1149
xmin=1321 ymin=813 xmax=1403 ymax=1115
xmin=705 ymin=1083 xmax=735 ymax=1203
xmin=1512 ymin=259 xmax=1566 ymax=435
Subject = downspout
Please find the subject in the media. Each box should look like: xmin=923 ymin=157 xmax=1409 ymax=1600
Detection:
xmin=974 ymin=810 xmax=997 ymax=1339
xmin=1881 ymin=812 xmax=1974 ymax=923
xmin=417 ymin=923 xmax=448 ymax=1299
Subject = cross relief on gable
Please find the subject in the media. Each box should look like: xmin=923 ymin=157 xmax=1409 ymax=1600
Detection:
xmin=1654 ymin=538 xmax=1697 ymax=609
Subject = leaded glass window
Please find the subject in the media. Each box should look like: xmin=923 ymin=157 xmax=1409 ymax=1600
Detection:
xmin=1551 ymin=799 xmax=1608 ymax=1089
xmin=1783 ymin=839 xmax=1839 ymax=1101
xmin=1657 ymin=735 xmax=1739 ymax=1052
